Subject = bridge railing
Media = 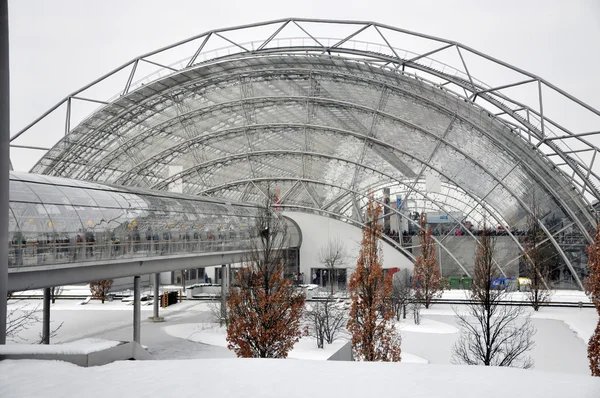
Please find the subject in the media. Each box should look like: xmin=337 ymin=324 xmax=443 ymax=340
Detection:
xmin=8 ymin=237 xmax=255 ymax=269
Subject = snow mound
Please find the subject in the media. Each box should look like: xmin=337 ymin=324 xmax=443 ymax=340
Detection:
xmin=397 ymin=317 xmax=459 ymax=334
xmin=0 ymin=338 xmax=121 ymax=355
xmin=401 ymin=352 xmax=429 ymax=364
xmin=1 ymin=358 xmax=599 ymax=398
xmin=165 ymin=323 xmax=226 ymax=347
xmin=163 ymin=323 xmax=347 ymax=360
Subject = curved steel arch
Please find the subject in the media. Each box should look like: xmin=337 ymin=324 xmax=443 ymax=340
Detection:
xmin=52 ymin=71 xmax=594 ymax=241
xmin=179 ymin=149 xmax=502 ymax=234
xmin=12 ymin=18 xmax=600 ymax=290
xmin=142 ymin=94 xmax=590 ymax=242
xmin=72 ymin=90 xmax=571 ymax=227
xmin=51 ymin=64 xmax=575 ymax=207
xmin=205 ymin=175 xmax=473 ymax=276
xmin=202 ymin=172 xmax=523 ymax=273
xmin=27 ymin=61 xmax=593 ymax=242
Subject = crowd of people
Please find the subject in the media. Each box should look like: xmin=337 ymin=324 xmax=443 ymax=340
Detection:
xmin=9 ymin=226 xmax=255 ymax=267
xmin=383 ymin=226 xmax=529 ymax=244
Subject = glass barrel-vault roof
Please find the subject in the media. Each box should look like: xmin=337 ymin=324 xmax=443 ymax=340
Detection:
xmin=12 ymin=19 xmax=600 ymax=290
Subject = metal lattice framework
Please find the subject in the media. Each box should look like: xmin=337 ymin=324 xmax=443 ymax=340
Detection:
xmin=10 ymin=18 xmax=600 ymax=289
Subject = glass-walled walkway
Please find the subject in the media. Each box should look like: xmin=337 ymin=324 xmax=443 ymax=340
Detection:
xmin=8 ymin=172 xmax=301 ymax=269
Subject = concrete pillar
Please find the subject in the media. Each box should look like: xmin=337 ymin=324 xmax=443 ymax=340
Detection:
xmin=42 ymin=287 xmax=50 ymax=344
xmin=133 ymin=276 xmax=141 ymax=343
xmin=227 ymin=264 xmax=231 ymax=289
xmin=0 ymin=0 xmax=9 ymax=345
xmin=220 ymin=265 xmax=227 ymax=321
xmin=153 ymin=273 xmax=159 ymax=318
xmin=148 ymin=273 xmax=164 ymax=322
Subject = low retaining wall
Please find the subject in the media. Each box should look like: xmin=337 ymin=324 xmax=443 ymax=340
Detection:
xmin=0 ymin=341 xmax=154 ymax=367
xmin=187 ymin=284 xmax=222 ymax=298
xmin=327 ymin=341 xmax=353 ymax=361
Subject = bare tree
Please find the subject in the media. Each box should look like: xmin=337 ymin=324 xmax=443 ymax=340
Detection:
xmin=413 ymin=214 xmax=444 ymax=309
xmin=391 ymin=269 xmax=413 ymax=320
xmin=6 ymin=295 xmax=63 ymax=343
xmin=37 ymin=322 xmax=64 ymax=344
xmin=207 ymin=299 xmax=228 ymax=327
xmin=304 ymin=296 xmax=348 ymax=348
xmin=522 ymin=199 xmax=553 ymax=311
xmin=453 ymin=227 xmax=536 ymax=368
xmin=6 ymin=297 xmax=39 ymax=340
xmin=411 ymin=300 xmax=422 ymax=325
xmin=318 ymin=238 xmax=348 ymax=295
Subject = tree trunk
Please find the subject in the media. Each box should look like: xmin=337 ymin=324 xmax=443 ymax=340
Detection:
xmin=330 ymin=271 xmax=334 ymax=296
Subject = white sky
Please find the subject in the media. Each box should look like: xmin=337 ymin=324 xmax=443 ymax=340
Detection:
xmin=6 ymin=0 xmax=600 ymax=172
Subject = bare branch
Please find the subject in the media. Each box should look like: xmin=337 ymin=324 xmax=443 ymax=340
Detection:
xmin=522 ymin=196 xmax=553 ymax=311
xmin=318 ymin=238 xmax=349 ymax=295
xmin=304 ymin=296 xmax=348 ymax=348
xmin=452 ymin=226 xmax=536 ymax=368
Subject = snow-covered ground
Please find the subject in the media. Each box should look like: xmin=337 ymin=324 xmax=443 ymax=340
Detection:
xmin=13 ymin=284 xmax=593 ymax=302
xmin=164 ymin=322 xmax=348 ymax=360
xmin=1 ymin=358 xmax=599 ymax=398
xmin=6 ymin=296 xmax=598 ymax=374
xmin=397 ymin=317 xmax=459 ymax=334
xmin=440 ymin=289 xmax=592 ymax=303
xmin=163 ymin=322 xmax=429 ymax=363
xmin=3 ymin=286 xmax=599 ymax=398
xmin=0 ymin=338 xmax=120 ymax=355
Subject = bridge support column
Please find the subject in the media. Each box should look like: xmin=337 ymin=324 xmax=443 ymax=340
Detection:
xmin=41 ymin=287 xmax=50 ymax=344
xmin=220 ymin=265 xmax=227 ymax=321
xmin=227 ymin=264 xmax=231 ymax=288
xmin=133 ymin=275 xmax=141 ymax=343
xmin=148 ymin=273 xmax=164 ymax=323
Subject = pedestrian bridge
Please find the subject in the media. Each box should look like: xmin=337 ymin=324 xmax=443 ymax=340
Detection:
xmin=7 ymin=172 xmax=302 ymax=291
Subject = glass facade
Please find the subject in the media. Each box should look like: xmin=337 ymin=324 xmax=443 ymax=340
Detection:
xmin=8 ymin=171 xmax=300 ymax=268
xmin=13 ymin=19 xmax=599 ymax=289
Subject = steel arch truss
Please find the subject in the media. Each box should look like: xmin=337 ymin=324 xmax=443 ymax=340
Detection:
xmin=11 ymin=18 xmax=600 ymax=290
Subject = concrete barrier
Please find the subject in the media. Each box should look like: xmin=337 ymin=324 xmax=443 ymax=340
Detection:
xmin=0 ymin=341 xmax=154 ymax=367
xmin=327 ymin=341 xmax=353 ymax=361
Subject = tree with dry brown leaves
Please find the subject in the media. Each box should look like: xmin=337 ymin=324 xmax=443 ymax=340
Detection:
xmin=412 ymin=214 xmax=443 ymax=309
xmin=89 ymin=280 xmax=113 ymax=304
xmin=586 ymin=222 xmax=600 ymax=376
xmin=226 ymin=193 xmax=305 ymax=358
xmin=347 ymin=198 xmax=401 ymax=362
